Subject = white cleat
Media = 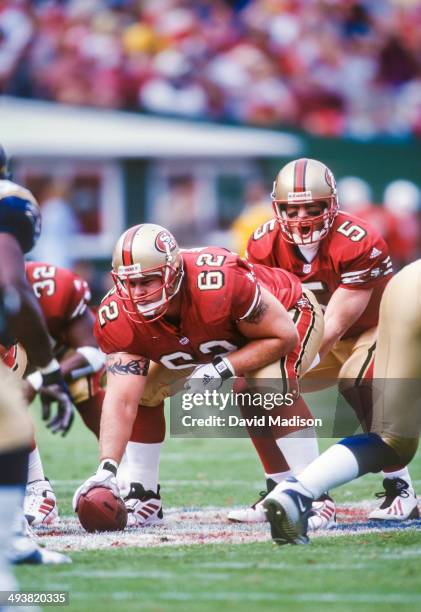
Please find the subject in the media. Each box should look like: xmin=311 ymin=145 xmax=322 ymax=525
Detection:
xmin=228 ymin=502 xmax=266 ymax=523
xmin=263 ymin=477 xmax=313 ymax=545
xmin=24 ymin=479 xmax=58 ymax=526
xmin=227 ymin=481 xmax=335 ymax=531
xmin=308 ymin=494 xmax=336 ymax=531
xmin=124 ymin=483 xmax=163 ymax=528
xmin=9 ymin=535 xmax=71 ymax=565
xmin=227 ymin=479 xmax=276 ymax=523
xmin=369 ymin=478 xmax=419 ymax=520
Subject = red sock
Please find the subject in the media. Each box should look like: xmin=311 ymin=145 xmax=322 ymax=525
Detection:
xmin=240 ymin=400 xmax=289 ymax=473
xmin=130 ymin=403 xmax=165 ymax=443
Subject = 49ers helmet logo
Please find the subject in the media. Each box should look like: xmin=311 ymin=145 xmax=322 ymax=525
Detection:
xmin=155 ymin=231 xmax=177 ymax=253
xmin=325 ymin=167 xmax=336 ymax=191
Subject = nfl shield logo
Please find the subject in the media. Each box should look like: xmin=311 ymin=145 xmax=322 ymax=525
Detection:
xmin=303 ymin=263 xmax=312 ymax=273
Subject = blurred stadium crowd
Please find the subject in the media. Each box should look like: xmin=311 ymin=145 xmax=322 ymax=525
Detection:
xmin=2 ymin=0 xmax=421 ymax=137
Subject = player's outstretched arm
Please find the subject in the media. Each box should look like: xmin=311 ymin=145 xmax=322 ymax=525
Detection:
xmin=100 ymin=352 xmax=150 ymax=465
xmin=319 ymin=286 xmax=373 ymax=360
xmin=73 ymin=352 xmax=149 ymax=510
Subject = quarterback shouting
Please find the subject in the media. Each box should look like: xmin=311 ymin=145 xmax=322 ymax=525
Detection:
xmin=235 ymin=157 xmax=417 ymax=524
xmin=73 ymin=223 xmax=325 ymax=528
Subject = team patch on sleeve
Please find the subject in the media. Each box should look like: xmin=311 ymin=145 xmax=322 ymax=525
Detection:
xmin=340 ymin=255 xmax=393 ymax=287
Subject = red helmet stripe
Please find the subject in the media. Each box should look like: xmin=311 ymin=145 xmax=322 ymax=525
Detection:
xmin=293 ymin=158 xmax=308 ymax=193
xmin=122 ymin=225 xmax=142 ymax=266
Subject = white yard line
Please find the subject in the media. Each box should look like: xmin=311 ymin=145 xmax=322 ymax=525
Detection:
xmin=67 ymin=591 xmax=421 ymax=604
xmin=34 ymin=502 xmax=421 ymax=553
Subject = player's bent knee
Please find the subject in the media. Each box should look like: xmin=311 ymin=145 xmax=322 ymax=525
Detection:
xmin=382 ymin=436 xmax=419 ymax=468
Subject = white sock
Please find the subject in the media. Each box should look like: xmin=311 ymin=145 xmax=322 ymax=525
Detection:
xmin=126 ymin=441 xmax=162 ymax=493
xmin=265 ymin=470 xmax=292 ymax=484
xmin=275 ymin=427 xmax=319 ymax=475
xmin=118 ymin=451 xmax=129 ymax=470
xmin=27 ymin=447 xmax=45 ymax=483
xmin=383 ymin=466 xmax=414 ymax=491
xmin=297 ymin=443 xmax=360 ymax=499
xmin=0 ymin=486 xmax=23 ymax=590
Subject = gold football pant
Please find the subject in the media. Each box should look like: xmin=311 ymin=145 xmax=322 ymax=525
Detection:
xmin=371 ymin=259 xmax=421 ymax=466
xmin=302 ymin=327 xmax=377 ymax=392
xmin=0 ymin=360 xmax=31 ymax=452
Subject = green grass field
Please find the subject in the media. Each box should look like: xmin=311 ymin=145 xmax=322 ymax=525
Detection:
xmin=15 ymin=396 xmax=421 ymax=612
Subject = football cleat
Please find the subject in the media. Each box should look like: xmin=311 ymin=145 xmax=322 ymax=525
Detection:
xmin=124 ymin=483 xmax=163 ymax=527
xmin=368 ymin=478 xmax=419 ymax=521
xmin=24 ymin=478 xmax=58 ymax=526
xmin=263 ymin=477 xmax=312 ymax=545
xmin=307 ymin=493 xmax=336 ymax=531
xmin=9 ymin=535 xmax=71 ymax=565
xmin=227 ymin=478 xmax=276 ymax=523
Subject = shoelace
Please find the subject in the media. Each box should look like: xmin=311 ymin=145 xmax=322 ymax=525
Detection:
xmin=375 ymin=480 xmax=410 ymax=500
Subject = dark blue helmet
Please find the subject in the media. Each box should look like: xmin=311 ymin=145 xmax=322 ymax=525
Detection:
xmin=0 ymin=145 xmax=10 ymax=180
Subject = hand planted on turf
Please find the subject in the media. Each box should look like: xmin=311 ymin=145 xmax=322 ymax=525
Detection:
xmin=72 ymin=463 xmax=120 ymax=512
xmin=39 ymin=368 xmax=75 ymax=436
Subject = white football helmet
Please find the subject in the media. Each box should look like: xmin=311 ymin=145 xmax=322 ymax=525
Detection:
xmin=272 ymin=158 xmax=339 ymax=245
xmin=112 ymin=223 xmax=184 ymax=323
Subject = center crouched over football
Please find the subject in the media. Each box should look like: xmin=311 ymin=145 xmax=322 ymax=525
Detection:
xmin=77 ymin=487 xmax=127 ymax=532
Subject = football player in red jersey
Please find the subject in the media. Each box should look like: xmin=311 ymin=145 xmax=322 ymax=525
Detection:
xmin=2 ymin=262 xmax=106 ymax=526
xmin=264 ymin=259 xmax=421 ymax=545
xmin=239 ymin=157 xmax=417 ymax=523
xmin=72 ymin=223 xmax=327 ymax=528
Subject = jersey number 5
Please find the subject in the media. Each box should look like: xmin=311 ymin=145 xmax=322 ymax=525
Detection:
xmin=336 ymin=221 xmax=367 ymax=242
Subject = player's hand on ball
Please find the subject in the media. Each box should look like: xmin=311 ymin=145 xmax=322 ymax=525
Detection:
xmin=72 ymin=460 xmax=120 ymax=511
xmin=184 ymin=357 xmax=235 ymax=394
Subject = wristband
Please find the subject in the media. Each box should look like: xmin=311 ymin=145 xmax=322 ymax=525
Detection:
xmin=213 ymin=356 xmax=235 ymax=380
xmin=26 ymin=370 xmax=43 ymax=391
xmin=76 ymin=346 xmax=105 ymax=372
xmin=39 ymin=358 xmax=60 ymax=375
xmin=99 ymin=459 xmax=118 ymax=475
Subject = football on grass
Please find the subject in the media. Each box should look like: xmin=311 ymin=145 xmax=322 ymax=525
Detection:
xmin=77 ymin=487 xmax=127 ymax=532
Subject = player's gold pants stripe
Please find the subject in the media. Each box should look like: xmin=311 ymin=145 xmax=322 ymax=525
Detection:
xmin=355 ymin=340 xmax=376 ymax=386
xmin=294 ymin=293 xmax=316 ymax=375
xmin=279 ymin=355 xmax=289 ymax=396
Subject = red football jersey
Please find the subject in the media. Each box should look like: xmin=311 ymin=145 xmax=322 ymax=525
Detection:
xmin=95 ymin=247 xmax=302 ymax=369
xmin=246 ymin=211 xmax=393 ymax=338
xmin=25 ymin=262 xmax=92 ymax=344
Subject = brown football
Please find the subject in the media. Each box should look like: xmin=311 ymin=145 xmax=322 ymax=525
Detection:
xmin=77 ymin=487 xmax=127 ymax=532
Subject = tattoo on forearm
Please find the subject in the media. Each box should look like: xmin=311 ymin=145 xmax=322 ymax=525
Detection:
xmin=243 ymin=299 xmax=269 ymax=324
xmin=106 ymin=356 xmax=149 ymax=376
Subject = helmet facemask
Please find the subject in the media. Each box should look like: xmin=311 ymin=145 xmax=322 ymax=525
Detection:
xmin=272 ymin=196 xmax=338 ymax=246
xmin=112 ymin=257 xmax=184 ymax=324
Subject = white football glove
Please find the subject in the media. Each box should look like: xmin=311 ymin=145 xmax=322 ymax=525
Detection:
xmin=184 ymin=357 xmax=235 ymax=394
xmin=72 ymin=460 xmax=120 ymax=511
